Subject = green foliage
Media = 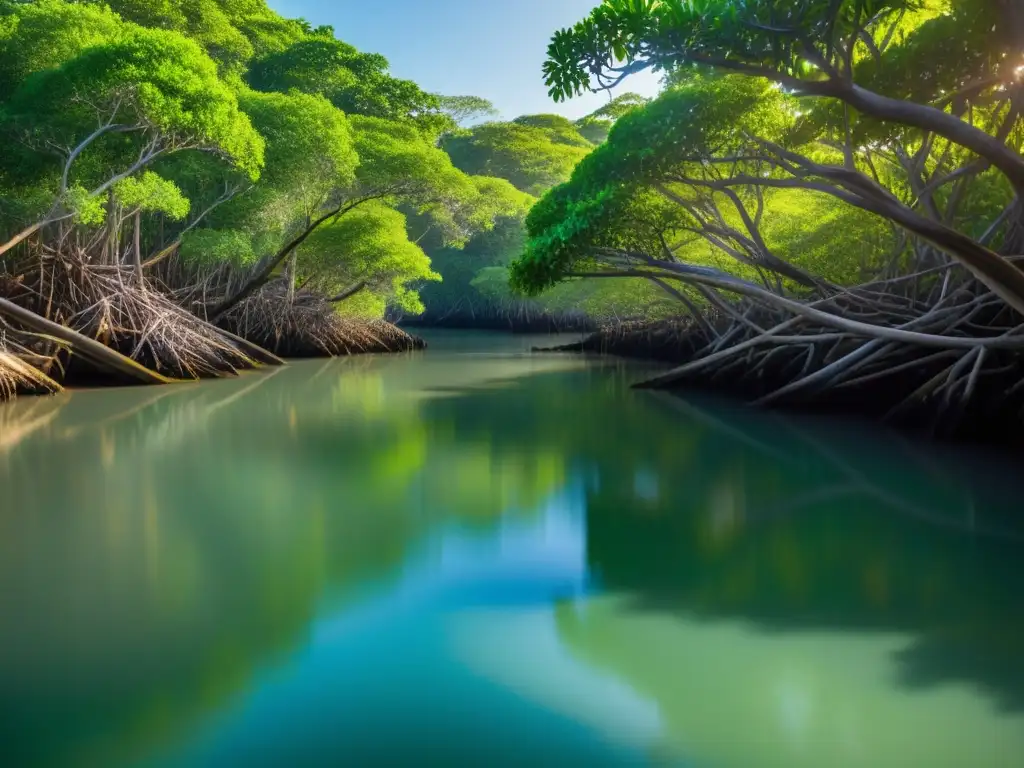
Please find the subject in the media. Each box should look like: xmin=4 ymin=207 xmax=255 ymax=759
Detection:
xmin=442 ymin=118 xmax=595 ymax=196
xmin=404 ymin=175 xmax=534 ymax=268
xmin=543 ymin=0 xmax=920 ymax=102
xmin=587 ymin=91 xmax=650 ymax=122
xmin=96 ymin=0 xmax=255 ymax=75
xmin=511 ymin=77 xmax=778 ymax=294
xmin=418 ymin=111 xmax=601 ymax=321
xmin=180 ymin=228 xmax=255 ymax=267
xmin=62 ymin=184 xmax=108 ymax=226
xmin=76 ymin=0 xmax=309 ymax=76
xmin=510 ymin=114 xmax=593 ymax=148
xmin=114 ymin=171 xmax=190 ymax=219
xmin=4 ymin=26 xmax=266 ymax=183
xmin=470 ymin=176 xmax=536 ymax=220
xmin=0 ymin=0 xmax=127 ymax=100
xmin=574 ymin=91 xmax=651 ymax=144
xmin=760 ymin=189 xmax=891 ymax=284
xmin=0 ymin=181 xmax=56 ymax=230
xmin=302 ymin=201 xmax=440 ymax=314
xmin=573 ymin=117 xmax=612 ymax=146
xmin=350 ymin=115 xmax=479 ymax=219
xmin=190 ymin=89 xmax=358 ymax=260
xmin=247 ymin=36 xmax=453 ymax=136
xmin=541 ymin=0 xmax=1014 ymax=156
xmin=421 ymin=99 xmax=676 ymax=323
xmin=239 ymin=88 xmax=355 ymax=197
xmin=437 ymin=95 xmax=498 ymax=125
xmin=224 ymin=2 xmax=306 ymax=58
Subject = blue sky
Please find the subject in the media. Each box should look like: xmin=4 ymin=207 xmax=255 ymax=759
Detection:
xmin=267 ymin=0 xmax=662 ymax=121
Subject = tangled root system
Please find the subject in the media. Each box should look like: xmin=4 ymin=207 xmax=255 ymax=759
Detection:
xmin=7 ymin=248 xmax=259 ymax=381
xmin=543 ymin=267 xmax=1024 ymax=445
xmin=0 ymin=329 xmax=61 ymax=400
xmin=220 ymin=282 xmax=425 ymax=357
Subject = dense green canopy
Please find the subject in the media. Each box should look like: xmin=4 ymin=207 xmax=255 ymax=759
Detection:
xmin=510 ymin=0 xmax=1023 ymax=321
xmin=416 ymin=94 xmax=673 ymax=325
xmin=441 ymin=119 xmax=593 ymax=197
xmin=247 ymin=34 xmax=454 ymax=137
xmin=0 ymin=0 xmax=541 ymax=325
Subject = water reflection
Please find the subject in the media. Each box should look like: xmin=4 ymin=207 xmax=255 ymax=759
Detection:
xmin=556 ymin=599 xmax=1024 ymax=767
xmin=0 ymin=331 xmax=1022 ymax=766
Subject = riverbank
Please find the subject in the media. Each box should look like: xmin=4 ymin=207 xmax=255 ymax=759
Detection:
xmin=402 ymin=307 xmax=596 ymax=335
xmin=537 ymin=318 xmax=1024 ymax=451
xmin=0 ymin=270 xmax=425 ymax=401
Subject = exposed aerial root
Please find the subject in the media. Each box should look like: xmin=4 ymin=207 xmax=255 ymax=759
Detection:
xmin=4 ymin=248 xmax=266 ymax=382
xmin=0 ymin=327 xmax=61 ymax=401
xmin=219 ymin=281 xmax=426 ymax=357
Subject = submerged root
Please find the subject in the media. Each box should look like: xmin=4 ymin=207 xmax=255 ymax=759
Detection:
xmin=4 ymin=248 xmax=261 ymax=381
xmin=219 ymin=281 xmax=425 ymax=357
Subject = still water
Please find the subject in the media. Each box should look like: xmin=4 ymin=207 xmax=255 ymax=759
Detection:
xmin=1 ymin=330 xmax=1024 ymax=767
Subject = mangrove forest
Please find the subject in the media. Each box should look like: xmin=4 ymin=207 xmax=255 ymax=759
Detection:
xmin=3 ymin=1 xmax=1024 ymax=766
xmin=1 ymin=0 xmax=1022 ymax=447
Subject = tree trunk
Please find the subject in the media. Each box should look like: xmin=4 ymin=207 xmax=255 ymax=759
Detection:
xmin=328 ymin=281 xmax=368 ymax=303
xmin=209 ymin=195 xmax=381 ymax=322
xmin=103 ymin=196 xmax=118 ymax=266
xmin=132 ymin=210 xmax=143 ymax=284
xmin=285 ymin=251 xmax=297 ymax=305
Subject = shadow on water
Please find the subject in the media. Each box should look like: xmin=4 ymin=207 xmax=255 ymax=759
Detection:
xmin=551 ymin=391 xmax=1024 ymax=715
xmin=0 ymin=340 xmax=1022 ymax=764
xmin=401 ymin=362 xmax=1024 ymax=715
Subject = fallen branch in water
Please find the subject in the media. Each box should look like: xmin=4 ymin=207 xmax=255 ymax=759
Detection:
xmin=2 ymin=245 xmax=280 ymax=389
xmin=0 ymin=296 xmax=172 ymax=385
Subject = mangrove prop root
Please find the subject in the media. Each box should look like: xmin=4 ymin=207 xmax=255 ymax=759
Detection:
xmin=0 ymin=296 xmax=172 ymax=385
xmin=218 ymin=280 xmax=425 ymax=358
xmin=2 ymin=247 xmax=264 ymax=386
xmin=205 ymin=323 xmax=287 ymax=367
xmin=554 ymin=269 xmax=1024 ymax=440
xmin=0 ymin=339 xmax=62 ymax=400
